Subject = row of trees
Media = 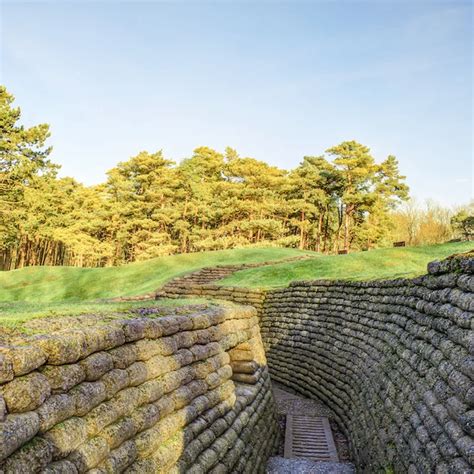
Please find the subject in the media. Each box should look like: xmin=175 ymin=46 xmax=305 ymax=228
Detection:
xmin=1 ymin=86 xmax=470 ymax=269
xmin=391 ymin=200 xmax=474 ymax=246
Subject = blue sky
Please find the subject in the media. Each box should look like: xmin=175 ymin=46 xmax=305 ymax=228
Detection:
xmin=1 ymin=0 xmax=472 ymax=206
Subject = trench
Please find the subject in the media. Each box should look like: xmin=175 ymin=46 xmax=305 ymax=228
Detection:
xmin=158 ymin=253 xmax=474 ymax=473
xmin=2 ymin=254 xmax=470 ymax=472
xmin=268 ymin=382 xmax=355 ymax=473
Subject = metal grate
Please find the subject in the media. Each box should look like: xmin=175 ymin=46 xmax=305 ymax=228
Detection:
xmin=284 ymin=415 xmax=339 ymax=462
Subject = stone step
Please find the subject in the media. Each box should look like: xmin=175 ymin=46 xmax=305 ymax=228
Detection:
xmin=266 ymin=457 xmax=355 ymax=474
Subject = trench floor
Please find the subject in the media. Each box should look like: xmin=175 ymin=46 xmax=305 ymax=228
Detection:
xmin=267 ymin=382 xmax=355 ymax=474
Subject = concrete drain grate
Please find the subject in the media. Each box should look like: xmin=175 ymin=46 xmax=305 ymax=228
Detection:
xmin=284 ymin=415 xmax=339 ymax=462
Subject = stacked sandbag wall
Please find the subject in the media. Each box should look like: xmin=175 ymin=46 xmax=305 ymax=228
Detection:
xmin=159 ymin=286 xmax=267 ymax=316
xmin=0 ymin=305 xmax=279 ymax=473
xmin=261 ymin=255 xmax=474 ymax=473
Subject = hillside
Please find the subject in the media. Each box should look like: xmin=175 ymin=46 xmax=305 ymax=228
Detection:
xmin=0 ymin=242 xmax=471 ymax=305
xmin=0 ymin=248 xmax=312 ymax=303
xmin=220 ymin=241 xmax=473 ymax=288
xmin=0 ymin=242 xmax=471 ymax=328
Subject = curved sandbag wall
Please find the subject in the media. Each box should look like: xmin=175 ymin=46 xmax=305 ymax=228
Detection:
xmin=261 ymin=255 xmax=473 ymax=472
xmin=0 ymin=305 xmax=279 ymax=473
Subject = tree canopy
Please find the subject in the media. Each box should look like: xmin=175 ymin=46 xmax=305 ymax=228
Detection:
xmin=451 ymin=205 xmax=474 ymax=242
xmin=1 ymin=86 xmax=418 ymax=269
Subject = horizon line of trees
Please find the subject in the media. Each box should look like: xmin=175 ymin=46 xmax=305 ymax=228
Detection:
xmin=1 ymin=86 xmax=472 ymax=270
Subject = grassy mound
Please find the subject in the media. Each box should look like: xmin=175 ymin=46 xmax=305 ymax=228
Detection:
xmin=0 ymin=248 xmax=311 ymax=303
xmin=220 ymin=242 xmax=473 ymax=289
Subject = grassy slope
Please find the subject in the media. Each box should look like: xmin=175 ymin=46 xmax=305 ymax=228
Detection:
xmin=1 ymin=243 xmax=471 ymax=328
xmin=220 ymin=242 xmax=473 ymax=289
xmin=0 ymin=248 xmax=312 ymax=303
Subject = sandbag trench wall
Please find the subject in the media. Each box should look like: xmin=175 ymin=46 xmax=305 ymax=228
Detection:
xmin=260 ymin=255 xmax=474 ymax=473
xmin=158 ymin=286 xmax=267 ymax=317
xmin=155 ymin=259 xmax=314 ymax=313
xmin=0 ymin=305 xmax=279 ymax=473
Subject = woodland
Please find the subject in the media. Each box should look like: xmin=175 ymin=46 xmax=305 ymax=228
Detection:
xmin=1 ymin=86 xmax=472 ymax=270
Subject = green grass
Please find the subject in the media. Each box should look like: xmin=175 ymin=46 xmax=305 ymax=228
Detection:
xmin=1 ymin=242 xmax=470 ymax=330
xmin=0 ymin=248 xmax=312 ymax=303
xmin=220 ymin=242 xmax=473 ymax=289
xmin=0 ymin=298 xmax=211 ymax=330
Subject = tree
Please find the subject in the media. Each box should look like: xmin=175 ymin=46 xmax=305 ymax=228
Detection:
xmin=390 ymin=199 xmax=461 ymax=246
xmin=104 ymin=150 xmax=178 ymax=263
xmin=325 ymin=141 xmax=378 ymax=251
xmin=0 ymin=86 xmax=57 ymax=269
xmin=325 ymin=141 xmax=409 ymax=251
xmin=390 ymin=200 xmax=419 ymax=245
xmin=224 ymin=156 xmax=287 ymax=244
xmin=287 ymin=156 xmax=341 ymax=251
xmin=451 ymin=205 xmax=474 ymax=241
xmin=0 ymin=88 xmax=417 ymax=268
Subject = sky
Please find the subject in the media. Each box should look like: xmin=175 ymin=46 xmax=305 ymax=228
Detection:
xmin=1 ymin=0 xmax=472 ymax=206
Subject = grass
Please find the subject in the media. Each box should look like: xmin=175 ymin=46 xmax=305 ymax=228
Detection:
xmin=0 ymin=298 xmax=211 ymax=330
xmin=1 ymin=242 xmax=471 ymax=329
xmin=220 ymin=242 xmax=473 ymax=289
xmin=0 ymin=248 xmax=312 ymax=303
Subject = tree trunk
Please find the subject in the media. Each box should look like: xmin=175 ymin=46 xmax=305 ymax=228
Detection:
xmin=299 ymin=210 xmax=305 ymax=250
xmin=344 ymin=205 xmax=354 ymax=252
xmin=316 ymin=213 xmax=323 ymax=252
xmin=322 ymin=206 xmax=330 ymax=254
xmin=343 ymin=212 xmax=349 ymax=251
